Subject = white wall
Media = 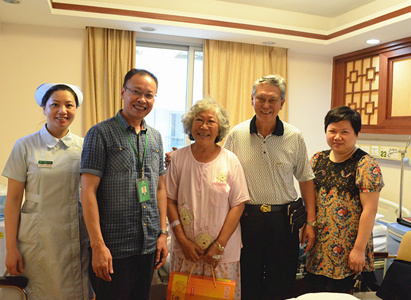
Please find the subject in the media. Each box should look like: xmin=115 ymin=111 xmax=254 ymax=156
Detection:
xmin=288 ymin=51 xmax=332 ymax=158
xmin=288 ymin=51 xmax=330 ymax=196
xmin=0 ymin=23 xmax=85 ymax=186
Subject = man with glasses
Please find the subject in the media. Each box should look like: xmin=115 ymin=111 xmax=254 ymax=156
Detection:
xmin=81 ymin=68 xmax=168 ymax=300
xmin=224 ymin=74 xmax=316 ymax=300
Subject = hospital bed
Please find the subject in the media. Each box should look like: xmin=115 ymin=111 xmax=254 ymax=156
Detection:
xmin=376 ymin=198 xmax=410 ymax=225
xmin=373 ymin=198 xmax=411 ymax=252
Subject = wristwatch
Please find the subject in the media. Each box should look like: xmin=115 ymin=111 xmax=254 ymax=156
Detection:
xmin=306 ymin=220 xmax=317 ymax=227
xmin=160 ymin=229 xmax=169 ymax=236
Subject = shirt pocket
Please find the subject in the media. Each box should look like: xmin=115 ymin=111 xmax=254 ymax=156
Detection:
xmin=209 ymin=182 xmax=230 ymax=207
xmin=21 ymin=192 xmax=40 ymax=214
xmin=18 ymin=212 xmax=38 ymax=244
xmin=107 ymin=146 xmax=133 ymax=173
xmin=19 ymin=192 xmax=40 ymax=244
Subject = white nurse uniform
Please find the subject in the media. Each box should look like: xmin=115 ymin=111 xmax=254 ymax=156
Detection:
xmin=2 ymin=125 xmax=92 ymax=300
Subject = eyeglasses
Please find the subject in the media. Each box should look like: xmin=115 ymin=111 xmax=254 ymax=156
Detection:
xmin=124 ymin=86 xmax=155 ymax=100
xmin=193 ymin=118 xmax=219 ymax=127
xmin=255 ymin=96 xmax=282 ymax=105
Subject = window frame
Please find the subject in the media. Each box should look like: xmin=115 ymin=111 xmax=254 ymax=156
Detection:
xmin=135 ymin=41 xmax=203 ymax=147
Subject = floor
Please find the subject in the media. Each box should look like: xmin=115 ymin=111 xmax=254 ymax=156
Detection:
xmin=353 ymin=292 xmax=380 ymax=299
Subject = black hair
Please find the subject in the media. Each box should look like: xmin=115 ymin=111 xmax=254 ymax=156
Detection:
xmin=324 ymin=106 xmax=361 ymax=135
xmin=41 ymin=84 xmax=79 ymax=107
xmin=123 ymin=68 xmax=158 ymax=90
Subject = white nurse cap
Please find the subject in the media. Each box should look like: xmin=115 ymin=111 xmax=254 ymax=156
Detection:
xmin=35 ymin=83 xmax=83 ymax=107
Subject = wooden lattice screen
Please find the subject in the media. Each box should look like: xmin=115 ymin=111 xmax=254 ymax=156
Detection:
xmin=345 ymin=55 xmax=380 ymax=125
xmin=332 ymin=37 xmax=411 ymax=135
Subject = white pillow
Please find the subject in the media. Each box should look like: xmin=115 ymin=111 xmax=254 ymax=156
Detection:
xmin=290 ymin=292 xmax=359 ymax=299
xmin=375 ymin=213 xmax=384 ymax=221
xmin=373 ymin=222 xmax=387 ymax=238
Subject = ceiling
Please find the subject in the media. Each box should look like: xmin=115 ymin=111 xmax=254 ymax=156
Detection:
xmin=1 ymin=0 xmax=411 ymax=56
xmin=219 ymin=0 xmax=377 ymax=17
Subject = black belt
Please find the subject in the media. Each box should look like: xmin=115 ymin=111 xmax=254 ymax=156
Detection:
xmin=244 ymin=203 xmax=288 ymax=213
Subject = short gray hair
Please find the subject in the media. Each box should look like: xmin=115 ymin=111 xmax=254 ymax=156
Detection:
xmin=182 ymin=98 xmax=230 ymax=143
xmin=252 ymin=74 xmax=287 ymax=100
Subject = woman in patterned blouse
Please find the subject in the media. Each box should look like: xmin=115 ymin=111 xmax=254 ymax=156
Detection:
xmin=304 ymin=106 xmax=384 ymax=293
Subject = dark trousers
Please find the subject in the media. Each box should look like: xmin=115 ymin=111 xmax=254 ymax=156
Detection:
xmin=304 ymin=272 xmax=357 ymax=293
xmin=89 ymin=250 xmax=156 ymax=300
xmin=240 ymin=205 xmax=300 ymax=300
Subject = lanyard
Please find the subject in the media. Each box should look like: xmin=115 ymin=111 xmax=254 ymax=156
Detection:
xmin=116 ymin=116 xmax=148 ymax=177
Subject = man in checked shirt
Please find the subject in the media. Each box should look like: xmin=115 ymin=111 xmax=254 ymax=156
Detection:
xmin=81 ymin=69 xmax=168 ymax=300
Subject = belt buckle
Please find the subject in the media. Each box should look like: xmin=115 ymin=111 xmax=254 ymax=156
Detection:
xmin=260 ymin=204 xmax=271 ymax=213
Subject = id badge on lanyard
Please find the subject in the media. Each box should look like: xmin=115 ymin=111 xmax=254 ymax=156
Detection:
xmin=137 ymin=178 xmax=150 ymax=202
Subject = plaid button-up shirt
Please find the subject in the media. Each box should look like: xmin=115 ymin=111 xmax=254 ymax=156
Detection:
xmin=81 ymin=110 xmax=166 ymax=258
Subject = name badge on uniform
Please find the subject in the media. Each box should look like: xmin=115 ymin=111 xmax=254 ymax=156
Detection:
xmin=137 ymin=178 xmax=151 ymax=203
xmin=38 ymin=160 xmax=53 ymax=168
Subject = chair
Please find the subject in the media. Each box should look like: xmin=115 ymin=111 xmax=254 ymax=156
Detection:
xmin=376 ymin=231 xmax=411 ymax=299
xmin=395 ymin=230 xmax=411 ymax=261
xmin=0 ymin=275 xmax=28 ymax=300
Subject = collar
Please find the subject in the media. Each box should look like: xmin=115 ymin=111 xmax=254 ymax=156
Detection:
xmin=249 ymin=115 xmax=284 ymax=136
xmin=117 ymin=110 xmax=147 ymax=133
xmin=40 ymin=125 xmax=75 ymax=148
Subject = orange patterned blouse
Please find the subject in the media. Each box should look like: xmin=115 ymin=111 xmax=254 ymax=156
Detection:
xmin=306 ymin=149 xmax=384 ymax=279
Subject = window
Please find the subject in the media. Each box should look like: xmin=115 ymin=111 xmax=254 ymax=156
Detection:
xmin=135 ymin=42 xmax=203 ymax=152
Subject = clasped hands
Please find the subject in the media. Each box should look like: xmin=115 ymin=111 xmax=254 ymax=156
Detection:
xmin=180 ymin=238 xmax=223 ymax=268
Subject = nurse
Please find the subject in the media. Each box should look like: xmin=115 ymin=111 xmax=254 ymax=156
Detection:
xmin=2 ymin=83 xmax=93 ymax=299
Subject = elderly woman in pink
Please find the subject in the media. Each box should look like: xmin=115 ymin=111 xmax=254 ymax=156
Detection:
xmin=165 ymin=98 xmax=249 ymax=299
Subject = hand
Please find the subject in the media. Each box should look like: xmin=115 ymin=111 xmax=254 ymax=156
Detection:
xmin=202 ymin=243 xmax=223 ymax=268
xmin=179 ymin=238 xmax=204 ymax=263
xmin=91 ymin=244 xmax=114 ymax=281
xmin=300 ymin=224 xmax=315 ymax=253
xmin=164 ymin=147 xmax=178 ymax=168
xmin=155 ymin=234 xmax=169 ymax=270
xmin=5 ymin=246 xmax=24 ymax=275
xmin=349 ymin=248 xmax=366 ymax=272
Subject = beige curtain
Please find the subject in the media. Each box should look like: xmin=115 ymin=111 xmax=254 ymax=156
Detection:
xmin=85 ymin=27 xmax=136 ymax=131
xmin=204 ymin=40 xmax=287 ymax=130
